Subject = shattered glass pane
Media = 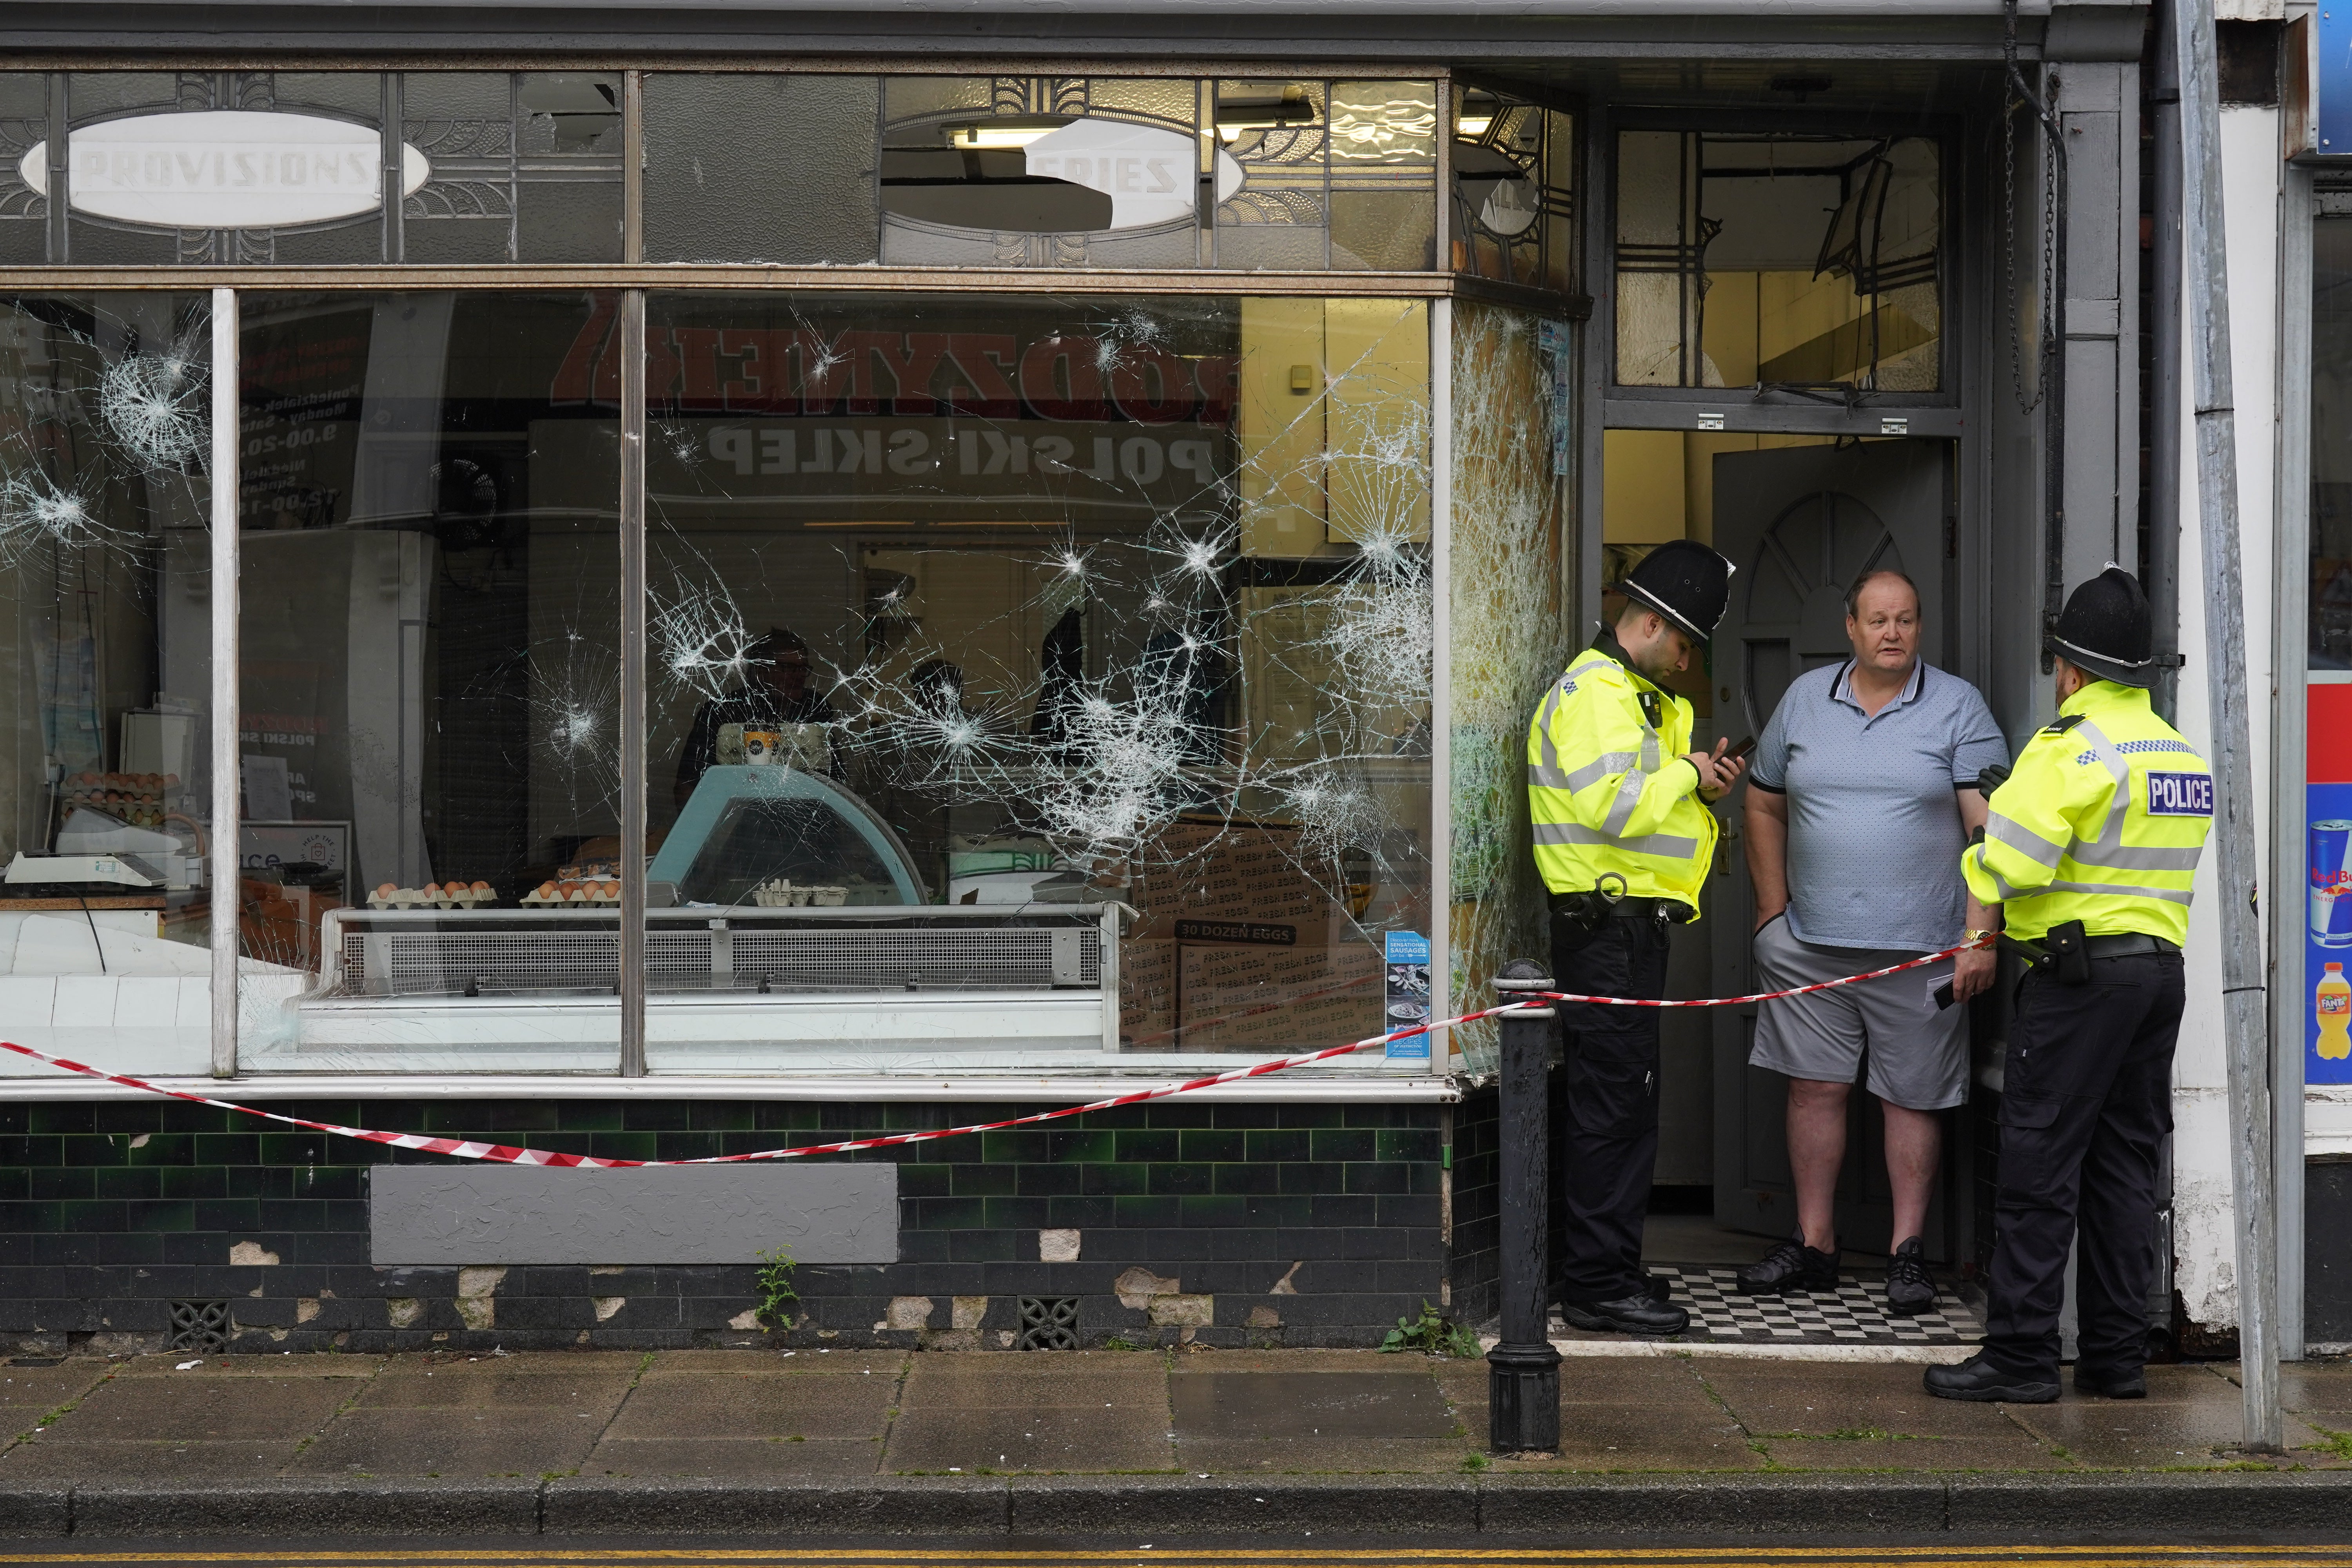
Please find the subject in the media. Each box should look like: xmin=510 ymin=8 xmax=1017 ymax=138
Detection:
xmin=1447 ymin=304 xmax=1573 ymax=1078
xmin=234 ymin=292 xmax=623 ymax=1072
xmin=1615 ymin=130 xmax=1941 ymax=392
xmin=633 ymin=291 xmax=1432 ymax=1067
xmin=1450 ymin=85 xmax=1573 ymax=292
xmin=0 ymin=294 xmax=218 ymax=1080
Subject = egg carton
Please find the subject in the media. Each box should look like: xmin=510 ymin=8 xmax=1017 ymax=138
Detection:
xmin=520 ymin=878 xmax=622 ymax=906
xmin=368 ymin=882 xmax=498 ymax=910
xmin=749 ymin=879 xmax=848 ymax=908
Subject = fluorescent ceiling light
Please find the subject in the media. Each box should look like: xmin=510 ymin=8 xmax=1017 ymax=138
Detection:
xmin=1456 ymin=113 xmax=1494 ymax=137
xmin=946 ymin=118 xmax=1069 ymax=150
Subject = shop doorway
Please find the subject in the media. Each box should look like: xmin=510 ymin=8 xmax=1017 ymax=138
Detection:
xmin=1702 ymin=438 xmax=1960 ymax=1261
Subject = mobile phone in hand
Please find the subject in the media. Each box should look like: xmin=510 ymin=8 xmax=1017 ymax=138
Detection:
xmin=1933 ymin=978 xmax=1956 ymax=1011
xmin=1726 ymin=735 xmax=1757 ymax=762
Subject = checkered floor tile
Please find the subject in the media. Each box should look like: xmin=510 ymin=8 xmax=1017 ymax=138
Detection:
xmin=1555 ymin=1265 xmax=1985 ymax=1345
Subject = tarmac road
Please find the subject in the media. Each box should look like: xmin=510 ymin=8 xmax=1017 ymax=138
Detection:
xmin=4 ymin=1543 xmax=2352 ymax=1566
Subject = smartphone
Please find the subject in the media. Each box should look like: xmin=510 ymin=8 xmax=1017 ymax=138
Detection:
xmin=1933 ymin=978 xmax=1956 ymax=1011
xmin=1726 ymin=735 xmax=1757 ymax=762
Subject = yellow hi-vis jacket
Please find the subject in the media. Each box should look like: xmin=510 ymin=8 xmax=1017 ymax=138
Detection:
xmin=1526 ymin=638 xmax=1717 ymax=913
xmin=1961 ymin=680 xmax=2213 ymax=945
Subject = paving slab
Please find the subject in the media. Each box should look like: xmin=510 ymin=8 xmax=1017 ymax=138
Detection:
xmin=347 ymin=1360 xmax=639 ymax=1412
xmin=28 ymin=1374 xmax=351 ymax=1443
xmin=2002 ymin=1397 xmax=2325 ymax=1468
xmin=1432 ymin=1355 xmax=1717 ymax=1415
xmin=644 ymin=1349 xmax=904 ymax=1376
xmin=1694 ymin=1360 xmax=2033 ymax=1439
xmin=883 ymin=1402 xmax=1174 ymax=1475
xmin=1171 ymin=1370 xmax=1455 ymax=1441
xmin=285 ymin=1406 xmax=607 ymax=1479
xmin=0 ymin=1363 xmax=110 ymax=1423
xmin=1172 ymin=1434 xmax=1473 ymax=1473
xmin=900 ymin=1351 xmax=1167 ymax=1401
xmin=1 ymin=1435 xmax=317 ymax=1479
xmin=606 ymin=1370 xmax=896 ymax=1441
xmin=114 ymin=1353 xmax=384 ymax=1378
xmin=1760 ymin=1434 xmax=2076 ymax=1471
xmin=583 ymin=1436 xmax=885 ymax=1479
xmin=1474 ymin=1403 xmax=1769 ymax=1472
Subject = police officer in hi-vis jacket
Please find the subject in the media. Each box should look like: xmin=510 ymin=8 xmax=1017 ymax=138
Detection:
xmin=1925 ymin=567 xmax=2214 ymax=1403
xmin=1526 ymin=540 xmax=1744 ymax=1337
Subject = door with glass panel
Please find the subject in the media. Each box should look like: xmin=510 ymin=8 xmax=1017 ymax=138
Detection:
xmin=1706 ymin=438 xmax=1951 ymax=1256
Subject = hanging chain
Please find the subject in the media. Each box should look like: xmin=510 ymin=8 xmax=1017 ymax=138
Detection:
xmin=2003 ymin=0 xmax=2059 ymax=413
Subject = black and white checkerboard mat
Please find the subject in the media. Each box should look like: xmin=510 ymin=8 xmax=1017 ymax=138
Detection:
xmin=1555 ymin=1265 xmax=1986 ymax=1344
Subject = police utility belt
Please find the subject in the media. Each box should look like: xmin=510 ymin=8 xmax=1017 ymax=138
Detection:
xmin=2000 ymin=923 xmax=2180 ymax=985
xmin=1548 ymin=873 xmax=1695 ymax=935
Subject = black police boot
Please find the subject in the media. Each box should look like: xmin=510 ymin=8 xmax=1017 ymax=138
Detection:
xmin=1735 ymin=1232 xmax=1840 ymax=1296
xmin=1923 ymin=1352 xmax=2060 ymax=1404
xmin=2073 ymin=1364 xmax=2148 ymax=1399
xmin=1884 ymin=1237 xmax=1937 ymax=1318
xmin=1561 ymin=1290 xmax=1690 ymax=1338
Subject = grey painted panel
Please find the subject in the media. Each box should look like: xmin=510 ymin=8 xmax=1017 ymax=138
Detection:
xmin=369 ymin=1163 xmax=898 ymax=1265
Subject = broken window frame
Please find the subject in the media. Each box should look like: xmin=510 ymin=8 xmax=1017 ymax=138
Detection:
xmin=3 ymin=65 xmax=1587 ymax=1086
xmin=1603 ymin=107 xmax=1962 ymax=411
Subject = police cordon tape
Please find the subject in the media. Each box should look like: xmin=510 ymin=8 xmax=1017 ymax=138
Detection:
xmin=0 ymin=938 xmax=1984 ymax=1169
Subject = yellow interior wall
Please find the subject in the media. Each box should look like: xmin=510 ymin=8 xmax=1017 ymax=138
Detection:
xmin=1601 ymin=429 xmax=1687 ymax=543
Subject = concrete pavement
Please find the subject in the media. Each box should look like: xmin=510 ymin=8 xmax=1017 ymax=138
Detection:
xmin=0 ymin=1347 xmax=2348 ymax=1537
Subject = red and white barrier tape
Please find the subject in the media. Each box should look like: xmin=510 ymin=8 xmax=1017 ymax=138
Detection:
xmin=0 ymin=938 xmax=1980 ymax=1170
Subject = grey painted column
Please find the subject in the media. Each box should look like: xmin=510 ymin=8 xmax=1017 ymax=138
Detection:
xmin=2043 ymin=24 xmax=2144 ymax=582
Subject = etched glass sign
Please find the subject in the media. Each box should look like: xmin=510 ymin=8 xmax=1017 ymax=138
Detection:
xmin=19 ymin=111 xmax=430 ymax=229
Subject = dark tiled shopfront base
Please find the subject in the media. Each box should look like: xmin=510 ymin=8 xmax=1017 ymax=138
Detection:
xmin=0 ymin=1091 xmax=1495 ymax=1355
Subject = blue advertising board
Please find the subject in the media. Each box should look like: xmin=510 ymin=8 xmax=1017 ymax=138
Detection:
xmin=2308 ymin=686 xmax=2352 ymax=1082
xmin=1383 ymin=930 xmax=1432 ymax=1062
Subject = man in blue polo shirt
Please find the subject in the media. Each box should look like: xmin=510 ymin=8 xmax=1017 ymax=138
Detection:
xmin=1735 ymin=569 xmax=2008 ymax=1316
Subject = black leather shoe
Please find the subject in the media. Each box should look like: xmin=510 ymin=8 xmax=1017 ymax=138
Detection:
xmin=1884 ymin=1236 xmax=1937 ymax=1317
xmin=1646 ymin=1273 xmax=1676 ymax=1305
xmin=2074 ymin=1364 xmax=2147 ymax=1399
xmin=1924 ymin=1352 xmax=2060 ymax=1403
xmin=1562 ymin=1291 xmax=1690 ymax=1338
xmin=1735 ymin=1233 xmax=1840 ymax=1295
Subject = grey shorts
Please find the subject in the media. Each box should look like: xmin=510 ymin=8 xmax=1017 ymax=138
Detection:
xmin=1746 ymin=915 xmax=1969 ymax=1111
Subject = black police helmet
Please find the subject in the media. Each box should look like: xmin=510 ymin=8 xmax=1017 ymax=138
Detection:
xmin=2045 ymin=565 xmax=2156 ymax=688
xmin=1614 ymin=539 xmax=1733 ymax=645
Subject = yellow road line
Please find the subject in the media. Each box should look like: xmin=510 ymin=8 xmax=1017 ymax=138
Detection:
xmin=7 ymin=1552 xmax=2352 ymax=1567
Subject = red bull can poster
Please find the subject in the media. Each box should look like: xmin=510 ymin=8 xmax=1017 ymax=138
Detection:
xmin=2310 ymin=685 xmax=2352 ymax=1082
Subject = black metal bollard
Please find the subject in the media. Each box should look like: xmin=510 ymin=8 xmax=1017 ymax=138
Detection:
xmin=1487 ymin=957 xmax=1562 ymax=1454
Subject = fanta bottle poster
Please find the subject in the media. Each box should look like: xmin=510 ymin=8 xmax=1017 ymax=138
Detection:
xmin=2309 ymin=684 xmax=2352 ymax=1083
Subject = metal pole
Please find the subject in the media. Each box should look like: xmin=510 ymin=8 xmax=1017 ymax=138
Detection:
xmin=1487 ymin=958 xmax=1560 ymax=1453
xmin=618 ymin=289 xmax=647 ymax=1078
xmin=2149 ymin=0 xmax=2184 ymax=720
xmin=209 ymin=287 xmax=239 ymax=1079
xmin=2172 ymin=0 xmax=2282 ymax=1451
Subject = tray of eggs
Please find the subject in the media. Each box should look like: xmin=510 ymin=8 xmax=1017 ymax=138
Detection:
xmin=369 ymin=881 xmax=497 ymax=910
xmin=520 ymin=876 xmax=622 ymax=906
xmin=63 ymin=771 xmax=178 ymax=829
xmin=750 ymin=877 xmax=849 ymax=907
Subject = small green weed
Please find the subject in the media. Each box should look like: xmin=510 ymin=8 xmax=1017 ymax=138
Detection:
xmin=1459 ymin=1451 xmax=1490 ymax=1473
xmin=1103 ymin=1336 xmax=1142 ymax=1351
xmin=1378 ymin=1300 xmax=1480 ymax=1357
xmin=754 ymin=1246 xmax=800 ymax=1330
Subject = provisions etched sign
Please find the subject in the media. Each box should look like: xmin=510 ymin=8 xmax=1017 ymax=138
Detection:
xmin=20 ymin=111 xmax=430 ymax=229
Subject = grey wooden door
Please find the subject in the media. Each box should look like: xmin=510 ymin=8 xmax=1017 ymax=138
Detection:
xmin=1706 ymin=439 xmax=1954 ymax=1259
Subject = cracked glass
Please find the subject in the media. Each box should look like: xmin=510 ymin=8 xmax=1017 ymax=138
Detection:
xmin=1615 ymin=130 xmax=1940 ymax=392
xmin=632 ymin=291 xmax=1433 ymax=1068
xmin=0 ymin=294 xmax=218 ymax=1082
xmin=232 ymin=291 xmax=623 ymax=1072
xmin=1447 ymin=303 xmax=1574 ymax=1077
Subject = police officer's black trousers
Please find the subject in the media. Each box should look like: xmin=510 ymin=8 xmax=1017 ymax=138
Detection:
xmin=1550 ymin=913 xmax=1673 ymax=1305
xmin=1984 ymin=951 xmax=2186 ymax=1381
